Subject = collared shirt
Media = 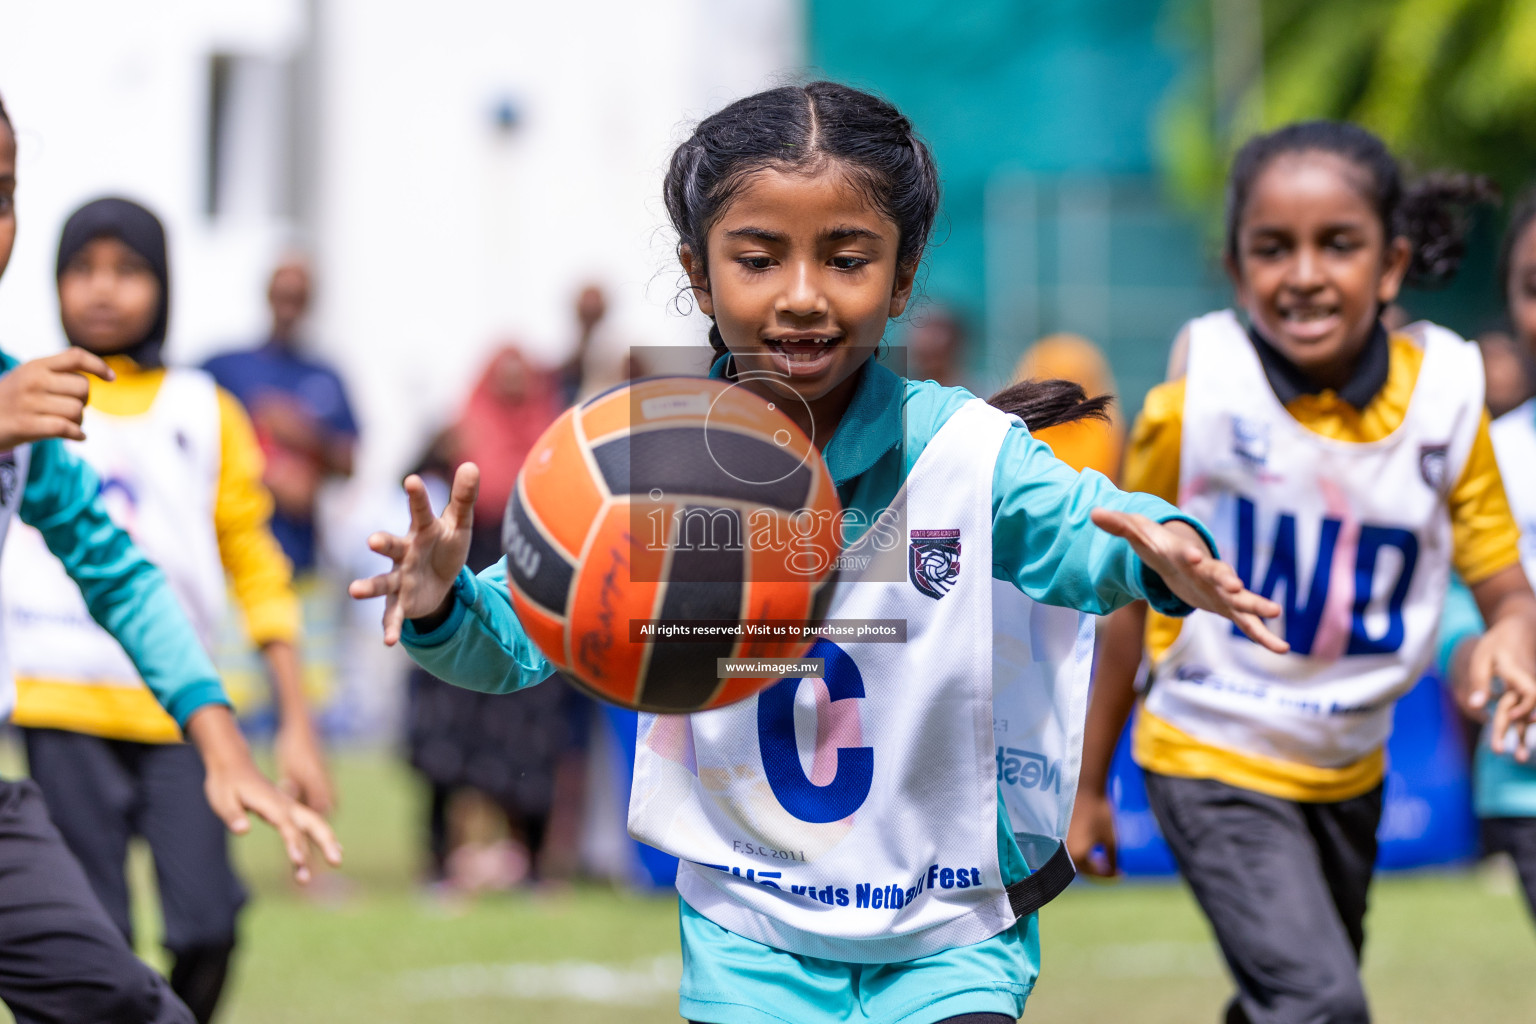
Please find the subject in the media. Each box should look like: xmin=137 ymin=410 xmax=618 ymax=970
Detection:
xmin=1248 ymin=321 xmax=1390 ymax=408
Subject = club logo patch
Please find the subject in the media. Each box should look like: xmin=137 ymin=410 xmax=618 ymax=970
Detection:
xmin=0 ymin=451 xmax=17 ymax=509
xmin=1231 ymin=416 xmax=1270 ymax=468
xmin=909 ymin=528 xmax=960 ymax=599
xmin=1419 ymin=443 xmax=1449 ymax=492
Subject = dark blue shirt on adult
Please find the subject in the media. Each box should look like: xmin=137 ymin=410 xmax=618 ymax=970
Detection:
xmin=203 ymin=341 xmax=358 ymax=572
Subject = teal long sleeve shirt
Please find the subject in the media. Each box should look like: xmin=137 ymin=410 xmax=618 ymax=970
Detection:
xmin=2 ymin=350 xmax=230 ymax=729
xmin=402 ymin=360 xmax=1210 ymax=690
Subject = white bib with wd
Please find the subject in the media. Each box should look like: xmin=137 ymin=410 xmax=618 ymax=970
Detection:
xmin=629 ymin=398 xmax=1093 ymax=963
xmin=1147 ymin=311 xmax=1483 ymax=767
xmin=1491 ymin=399 xmax=1536 ymax=588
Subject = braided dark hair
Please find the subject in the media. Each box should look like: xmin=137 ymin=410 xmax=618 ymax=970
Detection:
xmin=664 ymin=82 xmax=1108 ymax=430
xmin=1225 ymin=121 xmax=1497 ymax=288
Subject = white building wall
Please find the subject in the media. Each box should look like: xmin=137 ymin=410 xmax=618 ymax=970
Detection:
xmin=0 ymin=0 xmax=305 ymax=365
xmin=0 ymin=0 xmax=803 ymax=490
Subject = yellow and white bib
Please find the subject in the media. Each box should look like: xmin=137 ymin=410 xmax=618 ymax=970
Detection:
xmin=1146 ymin=311 xmax=1483 ymax=768
xmin=4 ymin=369 xmax=225 ymax=741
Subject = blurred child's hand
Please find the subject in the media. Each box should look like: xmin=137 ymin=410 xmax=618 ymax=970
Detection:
xmin=186 ymin=706 xmax=343 ymax=883
xmin=1090 ymin=509 xmax=1288 ymax=655
xmin=348 ymin=462 xmax=479 ymax=645
xmin=1462 ymin=566 xmax=1536 ymax=762
xmin=1067 ymin=788 xmax=1119 ymax=879
xmin=1458 ymin=618 xmax=1536 ymax=763
xmin=276 ymin=719 xmax=336 ymax=817
xmin=0 ymin=349 xmax=115 ymax=448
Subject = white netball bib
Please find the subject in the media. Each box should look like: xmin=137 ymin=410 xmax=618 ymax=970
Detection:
xmin=629 ymin=399 xmax=1093 ymax=963
xmin=3 ymin=370 xmax=225 ymax=693
xmin=1147 ymin=311 xmax=1482 ymax=767
xmin=1491 ymin=400 xmax=1536 ymax=587
xmin=0 ymin=442 xmax=33 ymax=720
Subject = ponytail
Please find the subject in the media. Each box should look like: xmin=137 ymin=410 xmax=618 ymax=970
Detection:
xmin=1398 ymin=172 xmax=1500 ymax=287
xmin=987 ymin=378 xmax=1112 ymax=431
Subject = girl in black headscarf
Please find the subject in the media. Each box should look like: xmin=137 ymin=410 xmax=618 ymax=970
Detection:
xmin=7 ymin=196 xmax=334 ymax=1024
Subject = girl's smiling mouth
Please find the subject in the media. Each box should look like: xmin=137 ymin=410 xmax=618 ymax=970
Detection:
xmin=763 ymin=334 xmax=845 ymax=373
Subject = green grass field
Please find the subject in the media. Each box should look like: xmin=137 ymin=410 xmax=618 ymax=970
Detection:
xmin=74 ymin=750 xmax=1536 ymax=1022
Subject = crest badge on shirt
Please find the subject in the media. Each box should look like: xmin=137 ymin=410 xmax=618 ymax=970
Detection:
xmin=909 ymin=528 xmax=961 ymax=599
xmin=1231 ymin=416 xmax=1270 ymax=469
xmin=1419 ymin=443 xmax=1450 ymax=492
xmin=0 ymin=450 xmax=17 ymax=509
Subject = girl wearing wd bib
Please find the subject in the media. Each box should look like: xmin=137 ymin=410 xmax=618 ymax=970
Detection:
xmin=2 ymin=198 xmax=333 ymax=1024
xmin=1440 ymin=191 xmax=1536 ymax=929
xmin=353 ymin=83 xmax=1285 ymax=1024
xmin=1070 ymin=121 xmax=1536 ymax=1024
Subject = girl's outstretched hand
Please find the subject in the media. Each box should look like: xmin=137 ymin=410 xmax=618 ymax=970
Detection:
xmin=1067 ymin=789 xmax=1119 ymax=879
xmin=1091 ymin=509 xmax=1289 ymax=655
xmin=1458 ymin=616 xmax=1536 ymax=763
xmin=348 ymin=463 xmax=480 ymax=645
xmin=186 ymin=707 xmax=343 ymax=884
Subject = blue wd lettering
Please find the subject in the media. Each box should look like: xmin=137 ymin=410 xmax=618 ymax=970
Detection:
xmin=1347 ymin=525 xmax=1418 ymax=655
xmin=1233 ymin=496 xmax=1415 ymax=656
xmin=756 ymin=640 xmax=873 ymax=824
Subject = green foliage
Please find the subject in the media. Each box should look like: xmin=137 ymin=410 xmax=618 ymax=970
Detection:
xmin=1158 ymin=0 xmax=1536 ymax=215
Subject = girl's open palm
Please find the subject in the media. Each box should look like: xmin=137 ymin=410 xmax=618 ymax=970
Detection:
xmin=1092 ymin=509 xmax=1289 ymax=655
xmin=348 ymin=463 xmax=480 ymax=645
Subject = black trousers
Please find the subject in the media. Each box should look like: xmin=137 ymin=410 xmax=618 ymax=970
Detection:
xmin=1482 ymin=817 xmax=1536 ymax=924
xmin=24 ymin=729 xmax=247 ymax=1024
xmin=1144 ymin=771 xmax=1382 ymax=1024
xmin=0 ymin=777 xmax=194 ymax=1023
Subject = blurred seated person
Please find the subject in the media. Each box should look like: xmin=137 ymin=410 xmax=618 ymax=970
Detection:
xmin=1011 ymin=333 xmax=1124 ymax=481
xmin=203 ymin=259 xmax=358 ymax=574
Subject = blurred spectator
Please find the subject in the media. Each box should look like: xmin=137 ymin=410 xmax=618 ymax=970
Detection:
xmin=904 ymin=306 xmax=967 ymax=387
xmin=203 ymin=259 xmax=358 ymax=574
xmin=449 ymin=345 xmax=565 ymax=540
xmin=404 ymin=345 xmax=587 ymax=889
xmin=1476 ymin=329 xmax=1536 ymax=419
xmin=560 ymin=284 xmax=607 ymax=405
xmin=1012 ymin=333 xmax=1125 ymax=481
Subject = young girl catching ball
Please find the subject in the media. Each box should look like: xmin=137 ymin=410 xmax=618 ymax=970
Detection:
xmin=352 ymin=82 xmax=1284 ymax=1024
xmin=1068 ymin=121 xmax=1536 ymax=1024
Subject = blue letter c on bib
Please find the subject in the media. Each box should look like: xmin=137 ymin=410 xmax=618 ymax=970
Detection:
xmin=757 ymin=640 xmax=874 ymax=823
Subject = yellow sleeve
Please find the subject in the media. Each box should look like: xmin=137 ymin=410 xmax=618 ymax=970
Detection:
xmin=214 ymin=388 xmax=302 ymax=645
xmin=1121 ymin=378 xmax=1186 ymax=503
xmin=1449 ymin=409 xmax=1521 ymax=586
xmin=1121 ymin=379 xmax=1188 ymax=660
